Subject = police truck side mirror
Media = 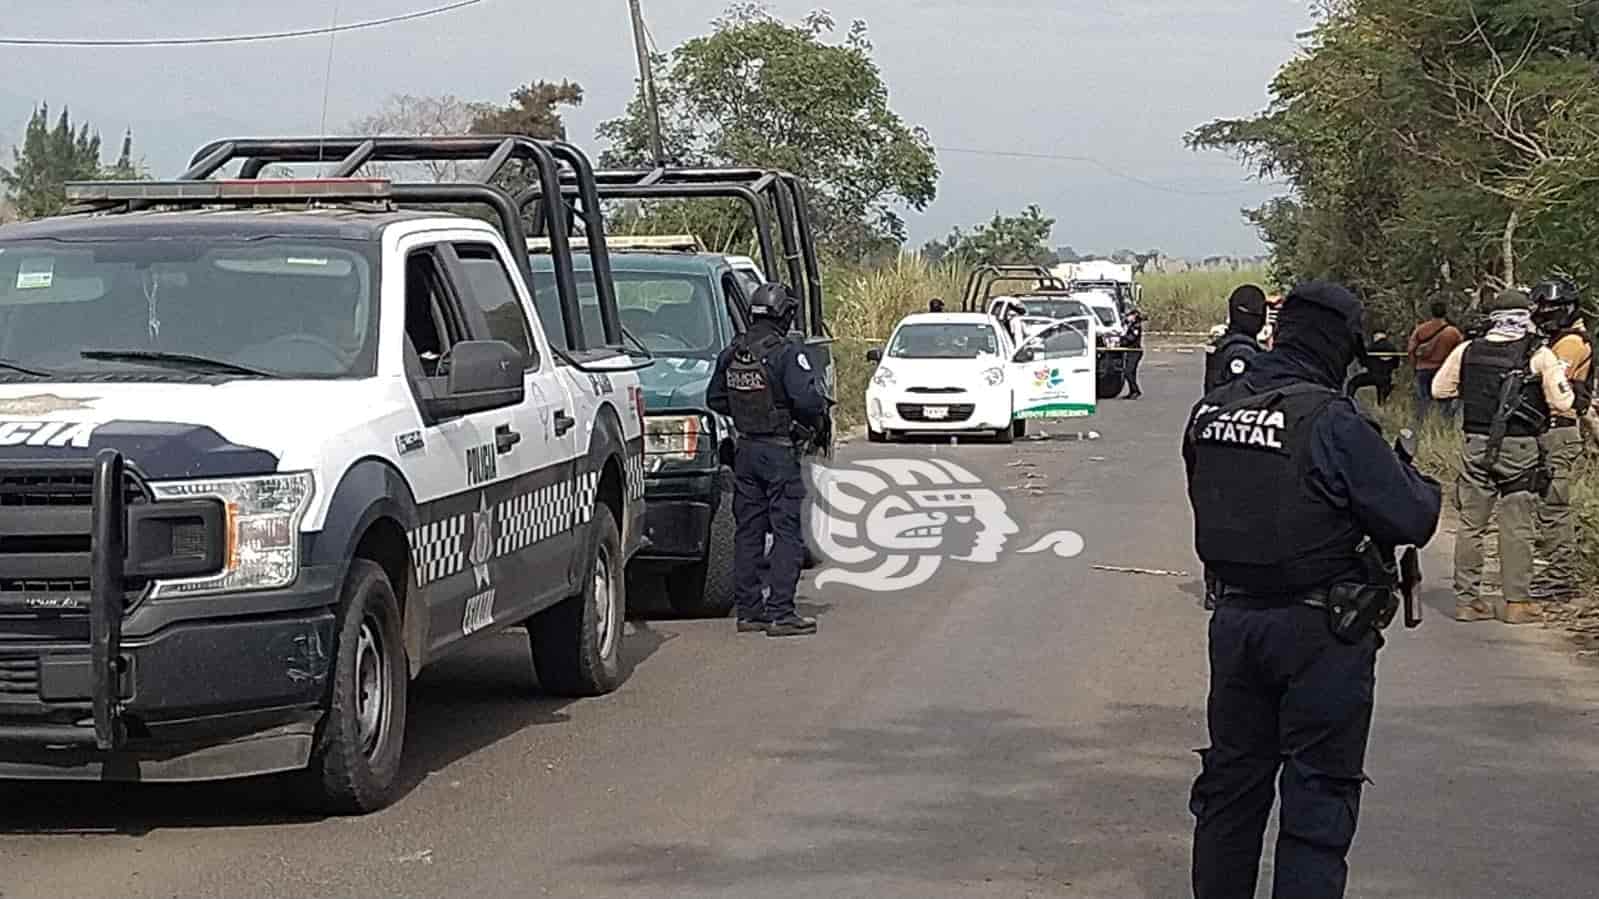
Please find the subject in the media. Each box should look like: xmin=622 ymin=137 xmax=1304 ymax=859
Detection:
xmin=866 ymin=347 xmax=883 ymax=362
xmin=418 ymin=339 xmax=526 ymax=420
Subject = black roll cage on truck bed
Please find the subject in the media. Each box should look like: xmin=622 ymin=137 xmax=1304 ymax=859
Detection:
xmin=960 ymin=264 xmax=1068 ymax=313
xmin=181 ymin=135 xmax=640 ymax=362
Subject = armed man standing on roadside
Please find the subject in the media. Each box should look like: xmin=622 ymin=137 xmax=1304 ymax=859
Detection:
xmin=1528 ymin=278 xmax=1591 ymax=604
xmin=1199 ymin=283 xmax=1271 ymax=609
xmin=1184 ymin=282 xmax=1442 ymax=899
xmin=1203 ymin=284 xmax=1268 ymax=394
xmin=1432 ymin=288 xmax=1574 ymax=622
xmin=708 ymin=283 xmax=830 ymax=638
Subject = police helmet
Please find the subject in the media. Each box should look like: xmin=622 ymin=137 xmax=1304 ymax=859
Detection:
xmin=749 ymin=282 xmax=797 ymax=322
xmin=1530 ymin=276 xmax=1581 ymax=332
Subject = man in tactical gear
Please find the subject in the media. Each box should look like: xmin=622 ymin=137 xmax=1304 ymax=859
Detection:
xmin=1199 ymin=284 xmax=1270 ymax=608
xmin=707 ymin=282 xmax=829 ymax=637
xmin=1431 ymin=289 xmax=1574 ymax=622
xmin=1203 ymin=284 xmax=1267 ymax=394
xmin=1529 ymin=277 xmax=1591 ymax=603
xmin=1184 ymin=281 xmax=1442 ymax=899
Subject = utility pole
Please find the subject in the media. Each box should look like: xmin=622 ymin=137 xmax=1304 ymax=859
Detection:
xmin=627 ymin=0 xmax=667 ymax=166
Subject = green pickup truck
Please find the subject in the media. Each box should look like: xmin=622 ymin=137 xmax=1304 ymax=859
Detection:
xmin=528 ymin=249 xmax=769 ymax=617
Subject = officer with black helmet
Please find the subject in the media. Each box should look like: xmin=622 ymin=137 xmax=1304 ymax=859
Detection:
xmin=707 ymin=282 xmax=829 ymax=637
xmin=1529 ymin=276 xmax=1590 ymax=603
xmin=1431 ymin=288 xmax=1574 ymax=621
xmin=1203 ymin=284 xmax=1268 ymax=393
xmin=1184 ymin=282 xmax=1442 ymax=899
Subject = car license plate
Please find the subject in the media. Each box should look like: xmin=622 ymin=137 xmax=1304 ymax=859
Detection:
xmin=923 ymin=406 xmax=949 ymax=420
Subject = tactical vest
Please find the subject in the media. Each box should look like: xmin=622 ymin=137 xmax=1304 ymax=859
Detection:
xmin=1186 ymin=381 xmax=1364 ymax=595
xmin=1552 ymin=328 xmax=1594 ymax=419
xmin=725 ymin=329 xmax=793 ymax=439
xmin=1203 ymin=334 xmax=1260 ymax=393
xmin=1459 ymin=336 xmax=1549 ymax=437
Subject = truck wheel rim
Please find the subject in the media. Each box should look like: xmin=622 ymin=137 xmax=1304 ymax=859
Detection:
xmin=355 ymin=618 xmax=390 ymax=758
xmin=593 ymin=543 xmax=617 ymax=660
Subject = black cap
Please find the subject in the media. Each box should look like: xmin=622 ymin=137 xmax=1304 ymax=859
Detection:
xmin=1227 ymin=284 xmax=1267 ymax=318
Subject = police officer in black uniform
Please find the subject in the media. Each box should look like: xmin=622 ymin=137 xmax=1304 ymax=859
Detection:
xmin=1183 ymin=282 xmax=1442 ymax=899
xmin=1204 ymin=285 xmax=1268 ymax=393
xmin=707 ymin=283 xmax=829 ymax=637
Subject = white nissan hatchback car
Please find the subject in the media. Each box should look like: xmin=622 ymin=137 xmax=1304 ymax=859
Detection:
xmin=865 ymin=312 xmax=1098 ymax=443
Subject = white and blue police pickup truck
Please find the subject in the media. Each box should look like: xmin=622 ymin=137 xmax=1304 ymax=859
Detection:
xmin=0 ymin=166 xmax=647 ymax=813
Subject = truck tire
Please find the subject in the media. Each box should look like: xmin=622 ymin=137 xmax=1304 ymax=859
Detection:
xmin=665 ymin=470 xmax=736 ymax=618
xmin=994 ymin=423 xmax=1015 ymax=444
xmin=530 ymin=500 xmax=626 ymax=697
xmin=1096 ymin=372 xmax=1124 ymax=399
xmin=867 ymin=426 xmax=887 ymax=443
xmin=301 ymin=559 xmax=408 ymax=816
xmin=1012 ymin=418 xmax=1027 ymax=439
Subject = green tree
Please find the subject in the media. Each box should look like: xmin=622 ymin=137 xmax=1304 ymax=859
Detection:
xmin=469 ymin=80 xmax=584 ymax=140
xmin=921 ymin=205 xmax=1058 ymax=267
xmin=2 ymin=103 xmax=106 ymax=219
xmin=597 ymin=4 xmax=939 ymax=259
xmin=1188 ymin=0 xmax=1599 ymax=324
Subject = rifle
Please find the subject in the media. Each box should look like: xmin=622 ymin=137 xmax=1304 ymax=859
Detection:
xmin=1392 ymin=429 xmax=1425 ymax=628
xmin=1484 ymin=338 xmax=1541 ymax=469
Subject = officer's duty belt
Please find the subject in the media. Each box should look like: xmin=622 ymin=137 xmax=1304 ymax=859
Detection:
xmin=1215 ymin=587 xmax=1330 ymax=611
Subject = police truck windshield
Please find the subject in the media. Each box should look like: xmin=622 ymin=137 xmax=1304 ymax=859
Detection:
xmin=0 ymin=237 xmax=378 ymax=379
xmin=532 ymin=269 xmax=729 ymax=359
xmin=1021 ymin=299 xmax=1090 ymax=321
xmin=888 ymin=323 xmax=1001 ymax=359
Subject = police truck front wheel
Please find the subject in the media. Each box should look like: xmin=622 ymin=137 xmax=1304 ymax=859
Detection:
xmin=530 ymin=501 xmax=626 ymax=697
xmin=302 ymin=559 xmax=408 ymax=815
xmin=666 ymin=472 xmax=737 ymax=618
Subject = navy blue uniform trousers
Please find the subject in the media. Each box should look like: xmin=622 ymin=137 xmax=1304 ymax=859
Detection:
xmin=1191 ymin=603 xmax=1377 ymax=899
xmin=733 ymin=440 xmax=804 ymax=622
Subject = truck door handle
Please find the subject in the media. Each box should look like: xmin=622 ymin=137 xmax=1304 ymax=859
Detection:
xmin=495 ymin=424 xmax=521 ymax=454
xmin=553 ymin=410 xmax=576 ymax=436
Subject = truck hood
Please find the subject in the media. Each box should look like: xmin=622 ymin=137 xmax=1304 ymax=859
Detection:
xmin=0 ymin=381 xmax=392 ymax=479
xmin=637 ymin=355 xmax=716 ymax=410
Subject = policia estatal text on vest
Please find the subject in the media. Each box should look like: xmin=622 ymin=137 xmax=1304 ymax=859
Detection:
xmin=1430 ymin=288 xmax=1574 ymax=622
xmin=707 ymin=283 xmax=830 ymax=638
xmin=1184 ymin=282 xmax=1442 ymax=899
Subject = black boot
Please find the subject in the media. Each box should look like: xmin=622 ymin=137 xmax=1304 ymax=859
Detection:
xmin=766 ymin=616 xmax=817 ymax=637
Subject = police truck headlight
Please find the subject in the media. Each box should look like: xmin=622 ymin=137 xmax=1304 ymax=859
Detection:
xmin=147 ymin=472 xmax=315 ymax=598
xmin=645 ymin=414 xmax=712 ymax=472
xmin=983 ymin=367 xmax=1006 ymax=386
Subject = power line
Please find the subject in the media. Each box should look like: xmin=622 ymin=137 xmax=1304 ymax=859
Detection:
xmin=932 ymin=145 xmax=1281 ymax=197
xmin=0 ymin=0 xmax=485 ymax=47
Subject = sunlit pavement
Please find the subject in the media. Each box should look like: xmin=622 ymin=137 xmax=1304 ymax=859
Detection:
xmin=3 ymin=358 xmax=1596 ymax=899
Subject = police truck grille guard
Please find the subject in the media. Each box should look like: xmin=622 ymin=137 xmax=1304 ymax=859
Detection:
xmin=0 ymin=451 xmax=141 ymax=749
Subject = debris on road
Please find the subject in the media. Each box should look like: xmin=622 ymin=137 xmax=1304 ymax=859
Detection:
xmin=394 ymin=849 xmax=434 ymax=865
xmin=1093 ymin=564 xmax=1191 ymax=578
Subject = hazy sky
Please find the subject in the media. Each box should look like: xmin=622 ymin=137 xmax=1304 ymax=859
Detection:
xmin=0 ymin=1 xmax=1311 ymax=257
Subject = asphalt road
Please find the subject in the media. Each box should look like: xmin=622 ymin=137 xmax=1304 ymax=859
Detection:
xmin=3 ymin=355 xmax=1597 ymax=899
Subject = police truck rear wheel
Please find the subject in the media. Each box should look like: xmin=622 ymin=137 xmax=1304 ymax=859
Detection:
xmin=1096 ymin=373 xmax=1124 ymax=399
xmin=666 ymin=471 xmax=736 ymax=618
xmin=302 ymin=559 xmax=407 ymax=815
xmin=530 ymin=501 xmax=626 ymax=696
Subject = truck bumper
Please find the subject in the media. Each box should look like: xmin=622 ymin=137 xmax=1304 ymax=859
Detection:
xmin=0 ymin=580 xmax=339 ymax=782
xmin=634 ymin=471 xmax=723 ymax=565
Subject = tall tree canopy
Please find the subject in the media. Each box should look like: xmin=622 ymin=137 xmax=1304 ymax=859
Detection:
xmin=598 ymin=4 xmax=939 ymax=259
xmin=2 ymin=104 xmax=142 ymax=219
xmin=1188 ymin=0 xmax=1599 ymax=322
